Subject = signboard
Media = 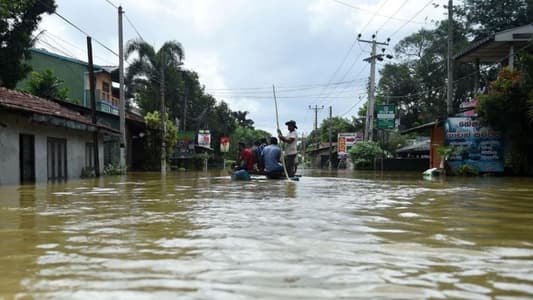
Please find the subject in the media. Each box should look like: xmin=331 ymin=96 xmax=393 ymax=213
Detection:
xmin=220 ymin=136 xmax=230 ymax=153
xmin=337 ymin=132 xmax=364 ymax=155
xmin=376 ymin=104 xmax=396 ymax=129
xmin=198 ymin=129 xmax=211 ymax=148
xmin=445 ymin=117 xmax=503 ymax=173
xmin=176 ymin=131 xmax=195 ymax=155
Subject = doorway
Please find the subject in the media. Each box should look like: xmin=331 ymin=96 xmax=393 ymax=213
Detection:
xmin=19 ymin=134 xmax=35 ymax=183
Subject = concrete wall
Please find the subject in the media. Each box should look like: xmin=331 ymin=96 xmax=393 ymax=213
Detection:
xmin=0 ymin=112 xmax=104 ymax=185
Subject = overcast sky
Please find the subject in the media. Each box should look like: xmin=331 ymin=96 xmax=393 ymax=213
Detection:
xmin=36 ymin=0 xmax=451 ymax=136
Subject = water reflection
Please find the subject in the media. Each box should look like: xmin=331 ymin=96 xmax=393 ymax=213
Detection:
xmin=0 ymin=170 xmax=532 ymax=299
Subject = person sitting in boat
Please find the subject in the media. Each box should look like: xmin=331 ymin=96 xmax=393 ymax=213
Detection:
xmin=250 ymin=138 xmax=268 ymax=173
xmin=234 ymin=141 xmax=254 ymax=172
xmin=262 ymin=137 xmax=284 ymax=179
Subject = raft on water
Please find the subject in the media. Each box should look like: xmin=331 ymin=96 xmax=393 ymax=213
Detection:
xmin=231 ymin=170 xmax=300 ymax=181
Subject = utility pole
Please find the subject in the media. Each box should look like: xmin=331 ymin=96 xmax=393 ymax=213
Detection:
xmin=182 ymin=88 xmax=187 ymax=131
xmin=328 ymin=106 xmax=332 ymax=170
xmin=358 ymin=34 xmax=390 ymax=141
xmin=87 ymin=36 xmax=100 ymax=176
xmin=447 ymin=0 xmax=454 ymax=116
xmin=160 ymin=53 xmax=166 ymax=174
xmin=308 ymin=104 xmax=324 ymax=131
xmin=118 ymin=6 xmax=126 ymax=170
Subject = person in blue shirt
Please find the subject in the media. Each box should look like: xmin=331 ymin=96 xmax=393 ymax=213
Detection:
xmin=261 ymin=137 xmax=284 ymax=179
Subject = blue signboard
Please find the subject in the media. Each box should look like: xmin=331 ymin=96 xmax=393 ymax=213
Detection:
xmin=444 ymin=117 xmax=504 ymax=173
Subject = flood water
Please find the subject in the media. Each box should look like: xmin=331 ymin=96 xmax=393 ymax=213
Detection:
xmin=1 ymin=170 xmax=533 ymax=299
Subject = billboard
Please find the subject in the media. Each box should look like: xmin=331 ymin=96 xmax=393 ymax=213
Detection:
xmin=337 ymin=132 xmax=364 ymax=155
xmin=175 ymin=131 xmax=195 ymax=155
xmin=198 ymin=129 xmax=211 ymax=148
xmin=444 ymin=117 xmax=503 ymax=173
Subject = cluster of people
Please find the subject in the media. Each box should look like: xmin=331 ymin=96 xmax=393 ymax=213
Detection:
xmin=233 ymin=120 xmax=298 ymax=179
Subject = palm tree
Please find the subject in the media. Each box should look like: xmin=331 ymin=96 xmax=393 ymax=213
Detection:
xmin=125 ymin=39 xmax=185 ymax=114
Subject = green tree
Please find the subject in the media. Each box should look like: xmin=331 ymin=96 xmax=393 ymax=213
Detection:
xmin=27 ymin=69 xmax=68 ymax=100
xmin=232 ymin=110 xmax=255 ymax=129
xmin=0 ymin=0 xmax=56 ymax=88
xmin=477 ymin=58 xmax=533 ymax=175
xmin=455 ymin=0 xmax=531 ymax=38
xmin=143 ymin=111 xmax=178 ymax=170
xmin=317 ymin=116 xmax=356 ymax=142
xmin=125 ymin=39 xmax=185 ymax=115
xmin=227 ymin=126 xmax=270 ymax=159
xmin=378 ymin=20 xmax=474 ymax=129
xmin=348 ymin=141 xmax=384 ymax=170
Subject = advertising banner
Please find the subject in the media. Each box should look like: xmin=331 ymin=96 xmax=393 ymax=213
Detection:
xmin=198 ymin=129 xmax=211 ymax=148
xmin=176 ymin=131 xmax=195 ymax=155
xmin=337 ymin=132 xmax=363 ymax=155
xmin=444 ymin=117 xmax=503 ymax=173
xmin=220 ymin=136 xmax=230 ymax=153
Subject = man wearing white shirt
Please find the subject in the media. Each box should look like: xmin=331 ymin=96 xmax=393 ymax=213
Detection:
xmin=277 ymin=120 xmax=298 ymax=177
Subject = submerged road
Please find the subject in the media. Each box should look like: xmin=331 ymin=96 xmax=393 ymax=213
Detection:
xmin=1 ymin=170 xmax=532 ymax=299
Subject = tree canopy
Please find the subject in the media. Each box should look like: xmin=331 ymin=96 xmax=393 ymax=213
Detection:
xmin=0 ymin=0 xmax=56 ymax=88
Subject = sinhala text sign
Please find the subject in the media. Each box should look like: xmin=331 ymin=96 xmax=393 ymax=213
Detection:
xmin=376 ymin=104 xmax=396 ymax=129
xmin=337 ymin=132 xmax=364 ymax=155
xmin=445 ymin=117 xmax=503 ymax=173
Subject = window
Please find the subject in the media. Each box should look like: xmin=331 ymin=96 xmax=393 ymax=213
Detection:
xmin=47 ymin=138 xmax=67 ymax=181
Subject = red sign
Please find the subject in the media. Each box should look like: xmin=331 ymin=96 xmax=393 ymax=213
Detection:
xmin=220 ymin=136 xmax=230 ymax=152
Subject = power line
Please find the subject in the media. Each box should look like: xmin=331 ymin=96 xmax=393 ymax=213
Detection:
xmin=360 ymin=0 xmax=390 ymax=33
xmin=36 ymin=0 xmax=118 ymax=57
xmin=375 ymin=0 xmax=409 ymax=34
xmin=389 ymin=0 xmax=435 ymax=39
xmin=103 ymin=0 xmax=118 ymax=9
xmin=124 ymin=13 xmax=146 ymax=42
xmin=332 ymin=0 xmax=428 ymax=25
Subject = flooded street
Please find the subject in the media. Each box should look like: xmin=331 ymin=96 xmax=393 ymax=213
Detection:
xmin=1 ymin=170 xmax=533 ymax=299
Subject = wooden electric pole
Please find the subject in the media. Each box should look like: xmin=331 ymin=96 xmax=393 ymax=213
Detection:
xmin=87 ymin=36 xmax=100 ymax=176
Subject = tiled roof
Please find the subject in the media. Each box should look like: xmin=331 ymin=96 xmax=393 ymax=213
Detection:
xmin=0 ymin=87 xmax=118 ymax=133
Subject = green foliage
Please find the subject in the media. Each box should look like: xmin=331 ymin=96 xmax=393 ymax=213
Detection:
xmin=27 ymin=69 xmax=68 ymax=100
xmin=80 ymin=167 xmax=95 ymax=178
xmin=348 ymin=141 xmax=384 ymax=170
xmin=0 ymin=0 xmax=56 ymax=88
xmin=477 ymin=60 xmax=533 ymax=175
xmin=455 ymin=0 xmax=531 ymax=38
xmin=435 ymin=145 xmax=456 ymax=159
xmin=228 ymin=126 xmax=270 ymax=159
xmin=454 ymin=164 xmax=479 ymax=176
xmin=142 ymin=111 xmax=178 ymax=170
xmin=378 ymin=20 xmax=474 ymax=130
xmin=317 ymin=117 xmax=356 ymax=143
xmin=103 ymin=163 xmax=126 ymax=176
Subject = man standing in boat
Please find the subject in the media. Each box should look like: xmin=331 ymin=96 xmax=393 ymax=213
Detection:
xmin=277 ymin=120 xmax=298 ymax=177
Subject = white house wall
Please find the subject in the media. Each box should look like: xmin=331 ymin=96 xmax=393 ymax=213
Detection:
xmin=0 ymin=112 xmax=104 ymax=185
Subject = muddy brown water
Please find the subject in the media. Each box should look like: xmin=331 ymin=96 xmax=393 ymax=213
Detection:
xmin=1 ymin=170 xmax=532 ymax=299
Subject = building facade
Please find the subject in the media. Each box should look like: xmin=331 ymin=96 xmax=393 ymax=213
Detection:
xmin=0 ymin=88 xmax=117 ymax=185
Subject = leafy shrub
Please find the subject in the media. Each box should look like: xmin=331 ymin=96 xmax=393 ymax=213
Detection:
xmin=103 ymin=163 xmax=125 ymax=176
xmin=348 ymin=141 xmax=384 ymax=170
xmin=454 ymin=164 xmax=479 ymax=176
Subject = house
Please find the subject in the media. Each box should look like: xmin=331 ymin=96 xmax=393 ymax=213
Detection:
xmin=17 ymin=48 xmax=146 ymax=169
xmin=18 ymin=48 xmax=120 ymax=111
xmin=306 ymin=142 xmax=337 ymax=169
xmin=0 ymin=88 xmax=118 ymax=185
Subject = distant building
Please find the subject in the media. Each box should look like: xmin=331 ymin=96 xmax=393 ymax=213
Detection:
xmin=0 ymin=88 xmax=118 ymax=185
xmin=16 ymin=48 xmax=146 ymax=169
xmin=18 ymin=48 xmax=120 ymax=112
